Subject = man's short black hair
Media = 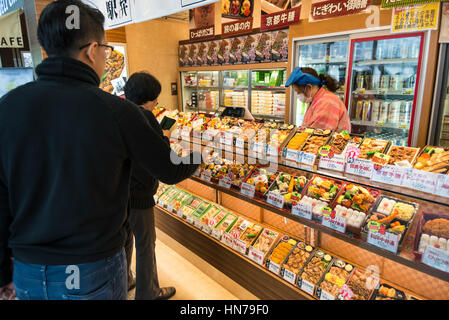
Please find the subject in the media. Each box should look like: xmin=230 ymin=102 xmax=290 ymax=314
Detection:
xmin=37 ymin=0 xmax=105 ymax=58
xmin=124 ymin=72 xmax=162 ymax=106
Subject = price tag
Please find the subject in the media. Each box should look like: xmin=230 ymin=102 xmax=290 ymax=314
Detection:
xmin=300 ymin=278 xmax=315 ymax=296
xmin=192 ymin=118 xmax=203 ymax=129
xmin=436 ymin=174 xmax=449 ymax=199
xmin=292 ymin=203 xmax=313 ymax=220
xmin=371 ymin=164 xmax=405 ymax=186
xmin=251 ymin=142 xmax=265 ymax=153
xmin=186 ymin=214 xmax=195 ymax=225
xmin=318 ymin=154 xmax=346 ymax=172
xmin=301 ymin=152 xmax=316 ymax=166
xmin=322 ymin=214 xmax=347 ymax=234
xmin=221 ymin=232 xmax=234 ymax=247
xmin=181 ymin=126 xmax=191 ymax=137
xmin=202 ymin=224 xmax=212 ymax=234
xmin=177 ymin=208 xmax=184 ymax=219
xmin=345 ymin=158 xmax=373 ymax=179
xmin=211 ymin=227 xmax=221 ymax=240
xmin=235 ymin=138 xmax=245 ymax=149
xmin=266 ymin=145 xmax=278 ymax=156
xmin=367 ymin=230 xmax=399 ymax=254
xmin=248 ymin=247 xmax=265 ymax=266
xmin=240 ymin=182 xmax=256 ymax=198
xmin=201 ymin=171 xmax=212 ymax=183
xmin=153 ymin=195 xmax=158 ymax=203
xmin=219 ymin=177 xmax=232 ymax=189
xmin=282 ymin=268 xmax=297 ymax=285
xmin=319 ymin=289 xmax=335 ymax=301
xmin=233 ymin=238 xmax=248 ymax=255
xmin=371 ymin=152 xmax=390 ymax=167
xmin=203 ymin=129 xmax=217 ymax=141
xmin=284 ymin=148 xmax=298 ymax=161
xmin=339 ymin=284 xmax=354 ymax=300
xmin=267 ymin=191 xmax=285 ymax=209
xmin=345 ymin=146 xmax=361 ymax=160
xmin=193 ymin=216 xmax=203 ymax=229
xmin=406 ymin=169 xmax=439 ymax=194
xmin=223 ymin=132 xmax=233 ymax=146
xmin=422 ymin=245 xmax=449 ymax=273
xmin=267 ymin=260 xmax=281 ymax=275
xmin=167 ymin=202 xmax=174 ymax=213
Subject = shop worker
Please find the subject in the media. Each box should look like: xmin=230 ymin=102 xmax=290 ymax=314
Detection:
xmin=123 ymin=72 xmax=176 ymax=300
xmin=0 ymin=0 xmax=199 ymax=300
xmin=286 ymin=67 xmax=351 ymax=133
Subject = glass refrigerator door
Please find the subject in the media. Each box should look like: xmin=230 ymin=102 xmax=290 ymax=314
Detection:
xmin=221 ymin=70 xmax=249 ymax=109
xmin=181 ymin=71 xmax=198 ymax=112
xmin=292 ymin=38 xmax=349 ymax=126
xmin=251 ymin=69 xmax=286 ymax=120
xmin=346 ymin=33 xmax=424 ymax=146
xmin=197 ymin=71 xmax=220 ymax=112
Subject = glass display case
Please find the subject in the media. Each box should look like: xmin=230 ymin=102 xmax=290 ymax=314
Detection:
xmin=181 ymin=71 xmax=220 ymax=112
xmin=251 ymin=69 xmax=286 ymax=120
xmin=346 ymin=33 xmax=424 ymax=147
xmin=292 ymin=37 xmax=349 ymax=126
xmin=221 ymin=70 xmax=249 ymax=109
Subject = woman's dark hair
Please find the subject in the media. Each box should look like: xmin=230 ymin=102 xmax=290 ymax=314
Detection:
xmin=37 ymin=0 xmax=105 ymax=58
xmin=124 ymin=72 xmax=162 ymax=106
xmin=300 ymin=67 xmax=340 ymax=93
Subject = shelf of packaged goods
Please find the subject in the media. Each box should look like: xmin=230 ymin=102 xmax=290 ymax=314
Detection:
xmin=188 ymin=175 xmax=449 ymax=284
xmin=223 ymin=86 xmax=249 ymax=90
xmin=251 ymin=87 xmax=286 ymax=91
xmin=300 ymin=59 xmax=347 ymax=65
xmin=153 ymin=205 xmax=314 ymax=300
xmin=354 ymin=58 xmax=419 ymax=66
xmin=352 ymin=90 xmax=415 ymax=99
xmin=351 ymin=120 xmax=410 ymax=130
xmin=197 ymin=86 xmax=220 ymax=90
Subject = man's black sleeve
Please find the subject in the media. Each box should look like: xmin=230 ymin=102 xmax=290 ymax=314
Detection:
xmin=112 ymin=101 xmax=200 ymax=185
xmin=0 ymin=178 xmax=12 ymax=287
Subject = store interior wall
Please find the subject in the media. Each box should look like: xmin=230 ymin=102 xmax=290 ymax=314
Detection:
xmin=125 ymin=19 xmax=189 ymax=110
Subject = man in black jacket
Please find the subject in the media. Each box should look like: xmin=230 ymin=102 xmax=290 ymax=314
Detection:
xmin=123 ymin=72 xmax=176 ymax=300
xmin=0 ymin=0 xmax=199 ymax=300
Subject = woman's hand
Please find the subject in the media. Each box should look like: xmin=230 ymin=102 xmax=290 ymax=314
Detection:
xmin=0 ymin=282 xmax=16 ymax=300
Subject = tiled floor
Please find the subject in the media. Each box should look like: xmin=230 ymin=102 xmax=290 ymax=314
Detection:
xmin=127 ymin=229 xmax=258 ymax=300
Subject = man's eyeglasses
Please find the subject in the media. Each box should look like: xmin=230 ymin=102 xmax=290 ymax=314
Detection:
xmin=79 ymin=42 xmax=114 ymax=59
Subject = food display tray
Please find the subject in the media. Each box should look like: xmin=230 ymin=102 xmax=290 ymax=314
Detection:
xmin=279 ymin=241 xmax=316 ymax=287
xmin=315 ymin=258 xmax=355 ymax=300
xmin=297 ymin=250 xmax=334 ymax=297
xmin=370 ymin=282 xmax=407 ymax=300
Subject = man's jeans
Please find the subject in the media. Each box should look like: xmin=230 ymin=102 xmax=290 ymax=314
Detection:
xmin=12 ymin=249 xmax=127 ymax=300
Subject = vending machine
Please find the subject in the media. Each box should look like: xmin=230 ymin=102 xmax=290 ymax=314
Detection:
xmin=346 ymin=32 xmax=425 ymax=146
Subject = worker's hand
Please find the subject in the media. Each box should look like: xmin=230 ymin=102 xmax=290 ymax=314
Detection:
xmin=0 ymin=282 xmax=16 ymax=300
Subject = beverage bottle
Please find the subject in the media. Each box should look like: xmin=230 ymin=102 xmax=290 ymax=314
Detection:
xmin=379 ymin=101 xmax=389 ymax=122
xmin=372 ymin=100 xmax=380 ymax=122
xmin=355 ymin=100 xmax=364 ymax=120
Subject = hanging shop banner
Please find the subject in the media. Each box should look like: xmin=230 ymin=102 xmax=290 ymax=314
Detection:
xmin=222 ymin=17 xmax=253 ymax=37
xmin=222 ymin=0 xmax=254 ymax=20
xmin=261 ymin=6 xmax=301 ymax=31
xmin=189 ymin=3 xmax=215 ymax=41
xmin=309 ymin=0 xmax=371 ymax=22
xmin=391 ymin=2 xmax=440 ymax=33
xmin=0 ymin=0 xmax=22 ymax=17
xmin=85 ymin=0 xmax=219 ymax=29
xmin=261 ymin=0 xmax=302 ymax=14
xmin=0 ymin=9 xmax=23 ymax=48
xmin=439 ymin=2 xmax=449 ymax=43
xmin=382 ymin=0 xmax=445 ymax=9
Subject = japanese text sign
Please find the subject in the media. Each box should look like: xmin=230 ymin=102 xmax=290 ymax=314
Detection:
xmin=392 ymin=3 xmax=440 ymax=33
xmin=261 ymin=6 xmax=301 ymax=31
xmin=310 ymin=0 xmax=370 ymax=21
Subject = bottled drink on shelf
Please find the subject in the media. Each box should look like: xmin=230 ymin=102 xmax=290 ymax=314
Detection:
xmin=365 ymin=75 xmax=373 ymax=90
xmin=388 ymin=100 xmax=401 ymax=123
xmin=379 ymin=75 xmax=390 ymax=90
xmin=389 ymin=75 xmax=403 ymax=91
xmin=405 ymin=74 xmax=416 ymax=90
xmin=409 ymin=39 xmax=420 ymax=59
xmin=356 ymin=73 xmax=365 ymax=90
xmin=355 ymin=100 xmax=364 ymax=120
xmin=362 ymin=100 xmax=372 ymax=121
xmin=376 ymin=41 xmax=385 ymax=60
xmin=371 ymin=100 xmax=380 ymax=122
xmin=379 ymin=101 xmax=389 ymax=122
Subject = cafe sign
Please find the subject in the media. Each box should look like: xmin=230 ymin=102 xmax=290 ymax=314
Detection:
xmin=0 ymin=9 xmax=23 ymax=48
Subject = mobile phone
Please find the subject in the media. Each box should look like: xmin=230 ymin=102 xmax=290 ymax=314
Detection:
xmin=160 ymin=116 xmax=176 ymax=130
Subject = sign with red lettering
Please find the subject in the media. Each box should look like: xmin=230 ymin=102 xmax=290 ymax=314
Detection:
xmin=248 ymin=246 xmax=265 ymax=265
xmin=422 ymin=245 xmax=449 ymax=273
xmin=406 ymin=169 xmax=438 ymax=194
xmin=267 ymin=191 xmax=285 ymax=209
xmin=367 ymin=229 xmax=399 ymax=254
xmin=319 ymin=154 xmax=346 ymax=172
xmin=345 ymin=158 xmax=373 ymax=178
xmin=339 ymin=284 xmax=354 ymax=300
xmin=310 ymin=0 xmax=370 ymax=21
xmin=241 ymin=182 xmax=256 ymax=198
xmin=261 ymin=7 xmax=301 ymax=31
xmin=221 ymin=232 xmax=234 ymax=247
xmin=371 ymin=164 xmax=405 ymax=186
xmin=436 ymin=174 xmax=449 ymax=199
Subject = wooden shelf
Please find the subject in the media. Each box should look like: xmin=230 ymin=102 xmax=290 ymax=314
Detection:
xmin=187 ymin=175 xmax=449 ymax=284
xmin=154 ymin=205 xmax=314 ymax=300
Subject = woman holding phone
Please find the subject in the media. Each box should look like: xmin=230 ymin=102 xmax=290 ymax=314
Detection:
xmin=123 ymin=72 xmax=177 ymax=300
